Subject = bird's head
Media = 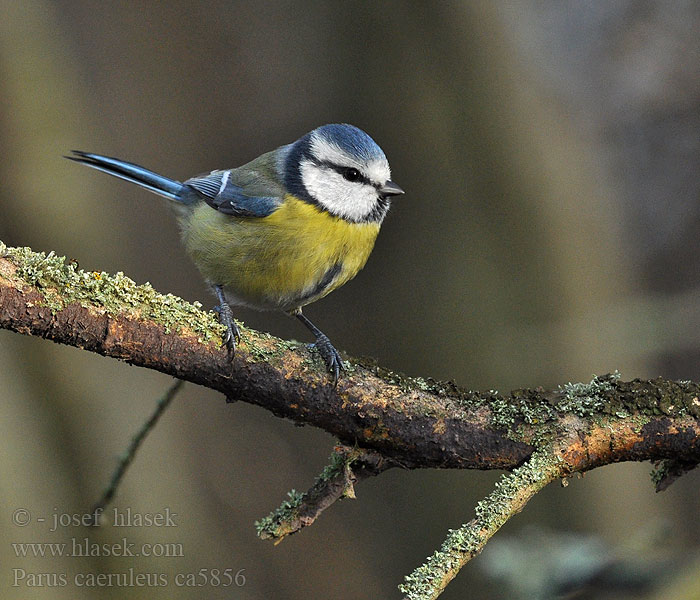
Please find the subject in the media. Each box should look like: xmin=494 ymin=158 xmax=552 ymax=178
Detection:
xmin=283 ymin=123 xmax=403 ymax=223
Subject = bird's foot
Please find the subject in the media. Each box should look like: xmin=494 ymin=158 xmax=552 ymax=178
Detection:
xmin=214 ymin=302 xmax=240 ymax=353
xmin=310 ymin=333 xmax=343 ymax=386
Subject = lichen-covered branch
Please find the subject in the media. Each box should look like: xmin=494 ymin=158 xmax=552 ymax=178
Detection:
xmin=1 ymin=243 xmax=699 ymax=474
xmin=256 ymin=446 xmax=391 ymax=543
xmin=400 ymin=446 xmax=565 ymax=600
xmin=399 ymin=401 xmax=700 ymax=599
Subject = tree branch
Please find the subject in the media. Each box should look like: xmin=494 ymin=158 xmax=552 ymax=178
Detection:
xmin=400 ymin=445 xmax=564 ymax=599
xmin=256 ymin=445 xmax=391 ymax=543
xmin=3 ymin=242 xmax=700 ymax=598
xmin=4 ymin=244 xmax=698 ymax=473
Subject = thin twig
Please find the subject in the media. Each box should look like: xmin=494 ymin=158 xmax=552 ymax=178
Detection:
xmin=91 ymin=378 xmax=185 ymax=521
xmin=256 ymin=445 xmax=391 ymax=542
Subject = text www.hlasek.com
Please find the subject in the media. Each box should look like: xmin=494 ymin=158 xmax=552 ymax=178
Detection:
xmin=13 ymin=537 xmax=182 ymax=558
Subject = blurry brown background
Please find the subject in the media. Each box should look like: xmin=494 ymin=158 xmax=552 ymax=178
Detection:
xmin=1 ymin=1 xmax=699 ymax=599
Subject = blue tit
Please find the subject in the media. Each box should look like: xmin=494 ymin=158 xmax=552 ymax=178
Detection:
xmin=67 ymin=124 xmax=404 ymax=383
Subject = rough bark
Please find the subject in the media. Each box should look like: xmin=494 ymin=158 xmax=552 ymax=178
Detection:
xmin=1 ymin=246 xmax=699 ymax=476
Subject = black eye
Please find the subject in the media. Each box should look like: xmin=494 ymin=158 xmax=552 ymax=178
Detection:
xmin=342 ymin=167 xmax=361 ymax=182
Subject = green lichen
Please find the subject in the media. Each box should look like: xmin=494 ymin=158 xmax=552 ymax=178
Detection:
xmin=3 ymin=244 xmax=229 ymax=344
xmin=485 ymin=389 xmax=557 ymax=433
xmin=557 ymin=372 xmax=621 ymax=417
xmin=244 ymin=333 xmax=304 ymax=366
xmin=399 ymin=447 xmax=561 ymax=599
xmin=254 ymin=489 xmax=304 ymax=538
xmin=310 ymin=449 xmax=351 ymax=489
xmin=649 ymin=461 xmax=668 ymax=489
xmin=551 ymin=373 xmax=700 ymax=421
xmin=317 ymin=448 xmax=355 ymax=482
xmin=358 ymin=359 xmax=428 ymax=393
xmin=255 ymin=451 xmax=360 ymax=539
xmin=458 ymin=387 xmax=560 ymax=447
xmin=2 ymin=244 xmax=365 ymax=373
xmin=255 ymin=447 xmax=361 ymax=540
xmin=353 ymin=356 xmax=473 ymax=403
xmin=467 ymin=370 xmax=698 ymax=451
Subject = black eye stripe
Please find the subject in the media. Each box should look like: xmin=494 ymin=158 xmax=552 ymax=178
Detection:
xmin=317 ymin=160 xmax=372 ymax=186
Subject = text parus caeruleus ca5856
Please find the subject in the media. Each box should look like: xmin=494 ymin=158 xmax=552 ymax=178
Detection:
xmin=67 ymin=124 xmax=404 ymax=383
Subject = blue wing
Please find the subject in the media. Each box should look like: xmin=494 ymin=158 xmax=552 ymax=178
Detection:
xmin=183 ymin=170 xmax=281 ymax=218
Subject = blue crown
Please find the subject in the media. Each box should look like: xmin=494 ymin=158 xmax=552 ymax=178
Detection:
xmin=313 ymin=124 xmax=386 ymax=162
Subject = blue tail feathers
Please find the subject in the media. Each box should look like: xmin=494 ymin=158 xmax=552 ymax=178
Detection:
xmin=66 ymin=151 xmax=184 ymax=201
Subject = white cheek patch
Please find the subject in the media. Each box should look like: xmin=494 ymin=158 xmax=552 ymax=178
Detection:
xmin=299 ymin=160 xmax=379 ymax=222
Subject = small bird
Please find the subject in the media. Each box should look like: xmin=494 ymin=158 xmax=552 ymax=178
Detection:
xmin=67 ymin=124 xmax=403 ymax=383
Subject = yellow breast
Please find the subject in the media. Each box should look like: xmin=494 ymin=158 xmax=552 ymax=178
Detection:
xmin=180 ymin=195 xmax=380 ymax=310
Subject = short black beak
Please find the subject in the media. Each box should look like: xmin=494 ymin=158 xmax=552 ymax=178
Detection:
xmin=380 ymin=180 xmax=405 ymax=197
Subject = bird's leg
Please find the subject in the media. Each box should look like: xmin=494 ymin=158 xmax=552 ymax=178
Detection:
xmin=294 ymin=310 xmax=343 ymax=385
xmin=213 ymin=284 xmax=240 ymax=353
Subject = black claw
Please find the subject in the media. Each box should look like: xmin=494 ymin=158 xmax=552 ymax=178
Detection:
xmin=311 ymin=333 xmax=343 ymax=386
xmin=293 ymin=311 xmax=344 ymax=385
xmin=213 ymin=285 xmax=239 ymax=354
xmin=216 ymin=303 xmax=239 ymax=352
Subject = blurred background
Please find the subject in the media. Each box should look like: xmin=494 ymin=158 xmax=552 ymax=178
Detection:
xmin=1 ymin=1 xmax=699 ymax=598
